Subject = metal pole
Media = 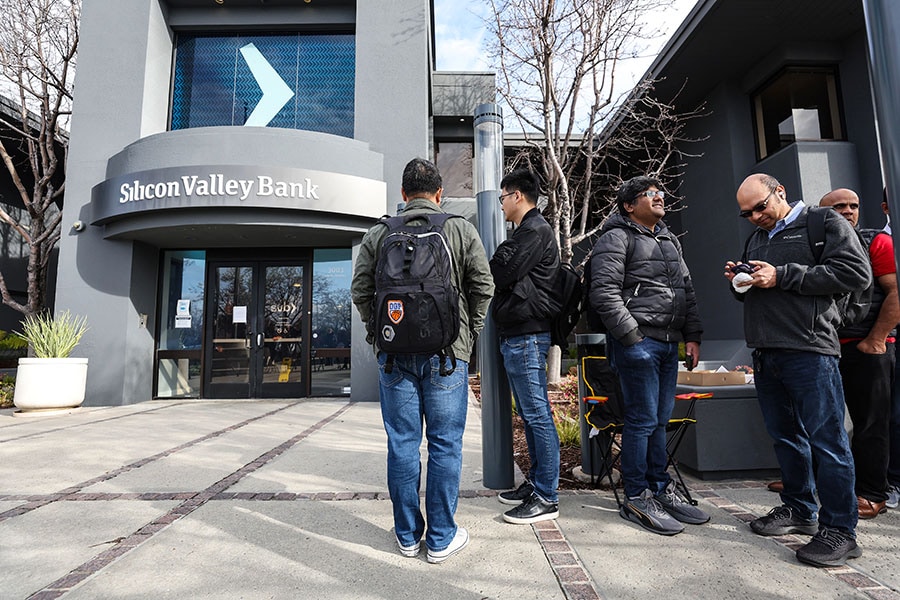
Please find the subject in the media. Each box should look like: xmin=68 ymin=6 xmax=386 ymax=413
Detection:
xmin=863 ymin=1 xmax=900 ymax=258
xmin=474 ymin=103 xmax=514 ymax=490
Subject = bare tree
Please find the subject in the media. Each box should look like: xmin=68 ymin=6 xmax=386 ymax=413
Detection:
xmin=486 ymin=0 xmax=707 ymax=381
xmin=0 ymin=0 xmax=79 ymax=316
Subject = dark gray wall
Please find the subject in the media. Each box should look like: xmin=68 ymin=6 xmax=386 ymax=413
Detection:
xmin=839 ymin=30 xmax=886 ymax=226
xmin=673 ymin=34 xmax=882 ymax=344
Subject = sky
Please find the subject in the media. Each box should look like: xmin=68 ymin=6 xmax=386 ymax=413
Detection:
xmin=433 ymin=0 xmax=700 ymax=97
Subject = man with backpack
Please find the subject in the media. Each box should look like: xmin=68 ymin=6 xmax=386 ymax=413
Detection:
xmin=351 ymin=158 xmax=494 ymax=563
xmin=725 ymin=174 xmax=871 ymax=567
xmin=587 ymin=175 xmax=706 ymax=536
xmin=490 ymin=168 xmax=561 ymax=525
xmin=820 ymin=188 xmax=898 ymax=520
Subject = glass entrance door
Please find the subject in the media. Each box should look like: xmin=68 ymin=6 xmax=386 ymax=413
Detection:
xmin=204 ymin=260 xmax=309 ymax=398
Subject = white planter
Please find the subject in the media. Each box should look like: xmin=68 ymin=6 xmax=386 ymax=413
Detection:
xmin=13 ymin=357 xmax=89 ymax=413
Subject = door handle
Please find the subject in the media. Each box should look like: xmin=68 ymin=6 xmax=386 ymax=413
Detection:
xmin=257 ymin=333 xmax=263 ymax=347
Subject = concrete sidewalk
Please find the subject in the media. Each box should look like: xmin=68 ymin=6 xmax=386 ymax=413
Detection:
xmin=1 ymin=398 xmax=898 ymax=600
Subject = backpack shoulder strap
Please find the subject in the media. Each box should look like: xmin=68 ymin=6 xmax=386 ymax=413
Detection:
xmin=394 ymin=211 xmax=462 ymax=231
xmin=624 ymin=227 xmax=635 ymax=262
xmin=858 ymin=227 xmax=881 ymax=248
xmin=741 ymin=231 xmax=754 ymax=263
xmin=806 ymin=206 xmax=827 ymax=264
xmin=378 ymin=214 xmax=405 ymax=231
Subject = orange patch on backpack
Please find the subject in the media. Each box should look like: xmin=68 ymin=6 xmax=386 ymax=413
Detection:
xmin=387 ymin=300 xmax=404 ymax=324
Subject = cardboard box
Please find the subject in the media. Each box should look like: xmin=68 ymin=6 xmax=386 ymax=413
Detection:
xmin=676 ymin=370 xmax=747 ymax=386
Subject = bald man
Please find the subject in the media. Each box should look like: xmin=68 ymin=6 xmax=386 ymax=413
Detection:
xmin=820 ymin=189 xmax=898 ymax=520
xmin=821 ymin=188 xmax=861 ymax=226
xmin=725 ymin=174 xmax=871 ymax=567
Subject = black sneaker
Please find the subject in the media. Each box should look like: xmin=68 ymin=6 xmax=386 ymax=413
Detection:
xmin=796 ymin=527 xmax=862 ymax=567
xmin=655 ymin=480 xmax=710 ymax=524
xmin=750 ymin=505 xmax=818 ymax=536
xmin=498 ymin=480 xmax=534 ymax=506
xmin=620 ymin=489 xmax=684 ymax=536
xmin=502 ymin=493 xmax=559 ymax=524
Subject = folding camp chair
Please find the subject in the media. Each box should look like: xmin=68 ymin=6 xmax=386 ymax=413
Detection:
xmin=580 ymin=355 xmax=710 ymax=508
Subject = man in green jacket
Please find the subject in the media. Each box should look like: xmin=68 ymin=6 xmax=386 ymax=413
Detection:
xmin=351 ymin=158 xmax=494 ymax=564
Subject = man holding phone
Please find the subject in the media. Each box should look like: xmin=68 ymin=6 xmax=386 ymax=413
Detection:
xmin=725 ymin=174 xmax=871 ymax=567
xmin=587 ymin=175 xmax=706 ymax=535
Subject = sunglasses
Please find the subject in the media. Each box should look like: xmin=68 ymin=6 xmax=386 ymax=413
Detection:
xmin=739 ymin=188 xmax=776 ymax=218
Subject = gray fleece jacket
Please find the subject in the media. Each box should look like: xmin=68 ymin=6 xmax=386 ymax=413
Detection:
xmin=738 ymin=204 xmax=872 ymax=356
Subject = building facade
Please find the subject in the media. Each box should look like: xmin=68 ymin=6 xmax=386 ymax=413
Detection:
xmin=60 ymin=0 xmax=492 ymax=404
xmin=644 ymin=0 xmax=883 ymax=345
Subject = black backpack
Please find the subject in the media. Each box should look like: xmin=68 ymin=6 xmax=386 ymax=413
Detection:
xmin=582 ymin=229 xmax=635 ymax=333
xmin=372 ymin=212 xmax=461 ymax=375
xmin=805 ymin=207 xmax=873 ymax=328
xmin=548 ymin=262 xmax=583 ymax=350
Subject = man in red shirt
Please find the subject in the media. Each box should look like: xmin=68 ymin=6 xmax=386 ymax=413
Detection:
xmin=820 ymin=188 xmax=899 ymax=519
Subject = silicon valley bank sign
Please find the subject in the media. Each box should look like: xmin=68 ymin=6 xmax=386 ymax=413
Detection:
xmin=90 ymin=165 xmax=386 ymax=225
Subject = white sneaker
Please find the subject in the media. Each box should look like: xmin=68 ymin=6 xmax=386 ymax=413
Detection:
xmin=426 ymin=527 xmax=469 ymax=564
xmin=887 ymin=485 xmax=900 ymax=510
xmin=395 ymin=535 xmax=420 ymax=557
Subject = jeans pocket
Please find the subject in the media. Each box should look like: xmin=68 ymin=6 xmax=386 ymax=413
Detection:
xmin=621 ymin=339 xmax=651 ymax=362
xmin=502 ymin=336 xmax=528 ymax=352
xmin=430 ymin=358 xmax=466 ymax=391
xmin=377 ymin=353 xmax=404 ymax=388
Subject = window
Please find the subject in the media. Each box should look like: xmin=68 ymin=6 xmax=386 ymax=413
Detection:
xmin=171 ymin=33 xmax=355 ymax=136
xmin=310 ymin=249 xmax=352 ymax=396
xmin=436 ymin=142 xmax=474 ymax=197
xmin=156 ymin=250 xmax=206 ymax=398
xmin=752 ymin=67 xmax=844 ymax=160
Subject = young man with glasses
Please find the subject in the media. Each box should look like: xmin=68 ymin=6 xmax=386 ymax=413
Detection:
xmin=490 ymin=168 xmax=561 ymax=524
xmin=725 ymin=173 xmax=871 ymax=567
xmin=586 ymin=175 xmax=706 ymax=536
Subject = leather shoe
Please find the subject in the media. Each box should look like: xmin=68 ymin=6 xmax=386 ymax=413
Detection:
xmin=767 ymin=480 xmax=784 ymax=493
xmin=857 ymin=496 xmax=887 ymax=519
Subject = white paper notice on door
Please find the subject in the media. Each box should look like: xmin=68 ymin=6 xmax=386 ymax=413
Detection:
xmin=233 ymin=305 xmax=248 ymax=324
xmin=175 ymin=316 xmax=191 ymax=329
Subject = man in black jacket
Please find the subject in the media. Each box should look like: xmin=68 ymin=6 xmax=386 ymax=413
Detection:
xmin=490 ymin=169 xmax=561 ymax=524
xmin=819 ymin=188 xmax=897 ymax=519
xmin=588 ymin=175 xmax=706 ymax=536
xmin=725 ymin=173 xmax=870 ymax=567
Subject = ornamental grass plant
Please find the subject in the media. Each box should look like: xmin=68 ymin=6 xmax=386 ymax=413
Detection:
xmin=16 ymin=310 xmax=89 ymax=358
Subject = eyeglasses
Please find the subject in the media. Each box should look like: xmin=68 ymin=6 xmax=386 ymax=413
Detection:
xmin=498 ymin=191 xmax=516 ymax=205
xmin=739 ymin=188 xmax=776 ymax=218
xmin=635 ymin=190 xmax=665 ymax=200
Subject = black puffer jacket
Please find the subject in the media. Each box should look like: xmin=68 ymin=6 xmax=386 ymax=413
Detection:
xmin=490 ymin=208 xmax=560 ymax=337
xmin=588 ymin=213 xmax=702 ymax=346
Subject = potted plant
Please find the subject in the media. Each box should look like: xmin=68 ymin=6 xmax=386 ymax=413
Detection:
xmin=12 ymin=310 xmax=89 ymax=414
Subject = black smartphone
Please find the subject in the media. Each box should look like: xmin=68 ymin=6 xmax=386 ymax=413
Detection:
xmin=730 ymin=263 xmax=754 ymax=275
xmin=684 ymin=353 xmax=695 ymax=371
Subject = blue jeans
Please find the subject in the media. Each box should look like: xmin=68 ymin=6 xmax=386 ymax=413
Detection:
xmin=378 ymin=352 xmax=469 ymax=552
xmin=753 ymin=349 xmax=857 ymax=535
xmin=608 ymin=336 xmax=678 ymax=498
xmin=500 ymin=332 xmax=559 ymax=503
